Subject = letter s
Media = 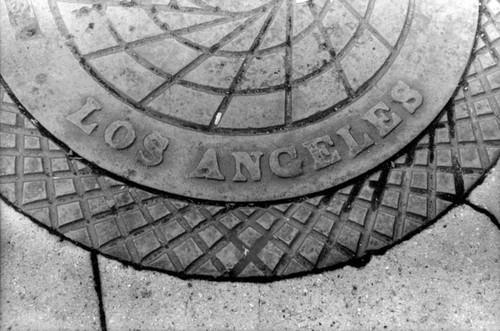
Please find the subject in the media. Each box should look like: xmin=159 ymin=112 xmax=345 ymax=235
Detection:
xmin=137 ymin=132 xmax=169 ymax=167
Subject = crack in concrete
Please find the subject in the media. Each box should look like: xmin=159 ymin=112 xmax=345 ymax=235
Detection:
xmin=465 ymin=201 xmax=500 ymax=232
xmin=257 ymin=286 xmax=262 ymax=327
xmin=91 ymin=253 xmax=108 ymax=331
xmin=184 ymin=288 xmax=194 ymax=327
xmin=0 ymin=2 xmax=496 ymax=281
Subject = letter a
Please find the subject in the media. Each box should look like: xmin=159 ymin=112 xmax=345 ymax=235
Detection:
xmin=189 ymin=148 xmax=225 ymax=181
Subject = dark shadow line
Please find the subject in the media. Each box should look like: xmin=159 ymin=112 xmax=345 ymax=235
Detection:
xmin=0 ymin=35 xmax=493 ymax=282
xmin=0 ymin=1 xmax=492 ymax=283
xmin=465 ymin=201 xmax=500 ymax=231
xmin=91 ymin=252 xmax=108 ymax=331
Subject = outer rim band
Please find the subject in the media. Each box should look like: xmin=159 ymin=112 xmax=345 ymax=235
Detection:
xmin=0 ymin=0 xmax=479 ymax=202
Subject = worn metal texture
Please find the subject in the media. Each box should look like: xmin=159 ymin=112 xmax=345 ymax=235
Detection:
xmin=1 ymin=0 xmax=499 ymax=280
xmin=0 ymin=0 xmax=478 ymax=201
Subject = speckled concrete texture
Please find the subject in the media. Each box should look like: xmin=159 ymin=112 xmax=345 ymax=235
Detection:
xmin=0 ymin=0 xmax=495 ymax=278
xmin=469 ymin=164 xmax=500 ymax=222
xmin=257 ymin=205 xmax=500 ymax=330
xmin=97 ymin=204 xmax=500 ymax=330
xmin=0 ymin=200 xmax=100 ymax=331
xmin=99 ymin=259 xmax=260 ymax=330
xmin=1 ymin=185 xmax=499 ymax=330
xmin=0 ymin=0 xmax=499 ymax=328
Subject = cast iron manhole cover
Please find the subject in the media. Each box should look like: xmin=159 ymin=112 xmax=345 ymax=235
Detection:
xmin=2 ymin=0 xmax=500 ymax=280
xmin=1 ymin=0 xmax=477 ymax=201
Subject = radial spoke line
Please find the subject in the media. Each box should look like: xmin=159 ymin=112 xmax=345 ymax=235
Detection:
xmin=126 ymin=49 xmax=172 ymax=79
xmin=307 ymin=0 xmax=355 ymax=98
xmin=179 ymin=0 xmax=210 ymax=9
xmin=56 ymin=0 xmax=254 ymax=17
xmin=333 ymin=60 xmax=355 ymax=98
xmin=284 ymin=0 xmax=294 ymax=125
xmin=152 ymin=10 xmax=259 ymax=34
xmin=340 ymin=0 xmax=375 ymax=25
xmin=138 ymin=54 xmax=211 ymax=106
xmin=106 ymin=16 xmax=126 ymax=44
xmin=339 ymin=0 xmax=393 ymax=51
xmin=138 ymin=12 xmax=269 ymax=106
xmin=363 ymin=23 xmax=394 ymax=52
xmin=56 ymin=0 xmax=126 ymax=5
xmin=86 ymin=16 xmax=173 ymax=81
xmin=166 ymin=16 xmax=245 ymax=34
xmin=83 ymin=45 xmax=126 ymax=60
xmin=184 ymin=0 xmax=227 ymax=11
xmin=209 ymin=0 xmax=284 ymax=128
xmin=83 ymin=14 xmax=250 ymax=60
xmin=162 ymin=0 xmax=273 ymax=16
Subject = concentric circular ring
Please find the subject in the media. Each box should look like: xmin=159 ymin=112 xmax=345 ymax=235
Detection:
xmin=0 ymin=0 xmax=478 ymax=202
xmin=51 ymin=0 xmax=413 ymax=132
xmin=0 ymin=0 xmax=499 ymax=280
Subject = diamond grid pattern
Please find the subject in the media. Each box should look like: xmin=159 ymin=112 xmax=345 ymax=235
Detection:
xmin=1 ymin=1 xmax=500 ymax=279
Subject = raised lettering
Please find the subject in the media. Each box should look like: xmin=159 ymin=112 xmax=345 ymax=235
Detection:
xmin=232 ymin=152 xmax=263 ymax=182
xmin=104 ymin=120 xmax=136 ymax=150
xmin=336 ymin=125 xmax=374 ymax=157
xmin=189 ymin=148 xmax=225 ymax=181
xmin=303 ymin=135 xmax=341 ymax=170
xmin=363 ymin=102 xmax=402 ymax=137
xmin=66 ymin=97 xmax=101 ymax=135
xmin=137 ymin=132 xmax=169 ymax=167
xmin=269 ymin=146 xmax=303 ymax=178
xmin=391 ymin=81 xmax=423 ymax=114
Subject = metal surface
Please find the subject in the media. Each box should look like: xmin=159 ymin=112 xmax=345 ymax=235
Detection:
xmin=1 ymin=0 xmax=499 ymax=280
xmin=1 ymin=0 xmax=500 ymax=278
xmin=0 ymin=0 xmax=478 ymax=201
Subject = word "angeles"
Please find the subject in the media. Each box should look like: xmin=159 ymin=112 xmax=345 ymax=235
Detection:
xmin=189 ymin=81 xmax=423 ymax=182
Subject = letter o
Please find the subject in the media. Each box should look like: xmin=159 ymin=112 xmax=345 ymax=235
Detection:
xmin=104 ymin=120 xmax=136 ymax=150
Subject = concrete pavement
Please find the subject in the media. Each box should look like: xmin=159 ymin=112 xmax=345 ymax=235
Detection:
xmin=1 ymin=163 xmax=499 ymax=331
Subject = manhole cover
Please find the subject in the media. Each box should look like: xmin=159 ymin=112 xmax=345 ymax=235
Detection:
xmin=0 ymin=0 xmax=477 ymax=201
xmin=2 ymin=0 xmax=499 ymax=280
